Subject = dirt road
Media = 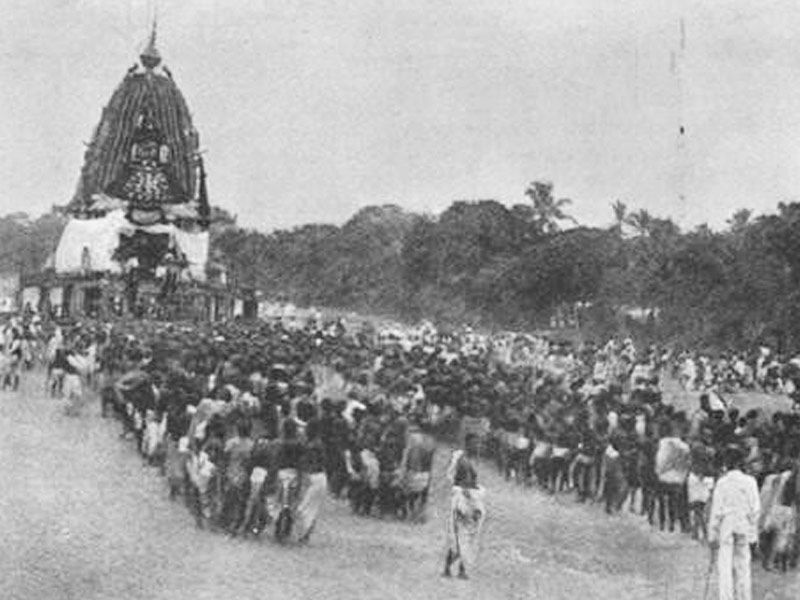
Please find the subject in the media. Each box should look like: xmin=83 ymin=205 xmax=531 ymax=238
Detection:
xmin=0 ymin=373 xmax=797 ymax=600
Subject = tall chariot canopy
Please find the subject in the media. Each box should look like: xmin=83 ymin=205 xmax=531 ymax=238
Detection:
xmin=68 ymin=24 xmax=209 ymax=226
xmin=52 ymin=22 xmax=214 ymax=288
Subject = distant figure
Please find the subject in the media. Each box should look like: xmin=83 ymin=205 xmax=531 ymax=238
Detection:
xmin=62 ymin=344 xmax=84 ymax=416
xmin=295 ymin=419 xmax=328 ymax=543
xmin=399 ymin=421 xmax=435 ymax=519
xmin=2 ymin=326 xmax=23 ymax=391
xmin=442 ymin=433 xmax=486 ymax=580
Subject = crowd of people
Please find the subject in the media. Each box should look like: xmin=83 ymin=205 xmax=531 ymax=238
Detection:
xmin=1 ymin=309 xmax=799 ymax=589
xmin=674 ymin=347 xmax=800 ymax=397
xmin=490 ymin=345 xmax=799 ymax=585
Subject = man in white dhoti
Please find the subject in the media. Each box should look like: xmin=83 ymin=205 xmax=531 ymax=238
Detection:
xmin=709 ymin=445 xmax=761 ymax=600
xmin=296 ymin=421 xmax=328 ymax=543
xmin=63 ymin=347 xmax=85 ymax=416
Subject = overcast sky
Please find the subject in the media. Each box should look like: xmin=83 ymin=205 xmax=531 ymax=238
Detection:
xmin=2 ymin=0 xmax=800 ymax=231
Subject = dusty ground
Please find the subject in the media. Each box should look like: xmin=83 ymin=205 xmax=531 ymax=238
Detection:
xmin=1 ymin=373 xmax=798 ymax=600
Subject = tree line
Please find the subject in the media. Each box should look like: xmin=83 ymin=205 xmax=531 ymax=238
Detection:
xmin=5 ymin=183 xmax=800 ymax=352
xmin=213 ymin=183 xmax=800 ymax=352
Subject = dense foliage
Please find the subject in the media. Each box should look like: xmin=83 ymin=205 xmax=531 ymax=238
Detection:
xmin=212 ymin=184 xmax=800 ymax=352
xmin=0 ymin=211 xmax=67 ymax=275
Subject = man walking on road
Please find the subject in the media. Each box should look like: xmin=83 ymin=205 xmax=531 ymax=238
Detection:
xmin=708 ymin=445 xmax=761 ymax=600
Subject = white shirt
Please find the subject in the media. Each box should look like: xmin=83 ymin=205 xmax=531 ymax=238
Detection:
xmin=709 ymin=469 xmax=760 ymax=544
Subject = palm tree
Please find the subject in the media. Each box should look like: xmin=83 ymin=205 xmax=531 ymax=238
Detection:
xmin=524 ymin=180 xmax=577 ymax=235
xmin=625 ymin=208 xmax=653 ymax=237
xmin=611 ymin=200 xmax=627 ymax=236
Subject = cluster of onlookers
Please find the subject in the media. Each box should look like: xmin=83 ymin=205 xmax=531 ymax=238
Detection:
xmin=674 ymin=347 xmax=800 ymax=400
xmin=9 ymin=309 xmax=799 ymax=571
xmin=65 ymin=318 xmax=439 ymax=543
xmin=488 ymin=341 xmax=800 ymax=574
